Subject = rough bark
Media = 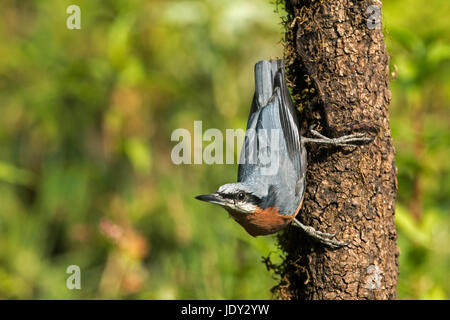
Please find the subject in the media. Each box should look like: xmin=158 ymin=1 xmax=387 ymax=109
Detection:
xmin=272 ymin=0 xmax=399 ymax=299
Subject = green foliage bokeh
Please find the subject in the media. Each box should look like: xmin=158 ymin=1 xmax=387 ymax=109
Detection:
xmin=0 ymin=0 xmax=448 ymax=299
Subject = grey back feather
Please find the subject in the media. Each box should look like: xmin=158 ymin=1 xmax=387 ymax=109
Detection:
xmin=238 ymin=60 xmax=307 ymax=216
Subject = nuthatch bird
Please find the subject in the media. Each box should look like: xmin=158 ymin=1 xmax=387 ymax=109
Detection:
xmin=196 ymin=60 xmax=372 ymax=248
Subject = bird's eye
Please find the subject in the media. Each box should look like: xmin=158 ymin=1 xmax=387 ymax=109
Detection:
xmin=237 ymin=192 xmax=245 ymax=201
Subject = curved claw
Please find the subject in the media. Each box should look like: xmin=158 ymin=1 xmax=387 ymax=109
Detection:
xmin=319 ymin=238 xmax=349 ymax=249
xmin=312 ymin=229 xmax=336 ymax=239
xmin=292 ymin=218 xmax=349 ymax=249
xmin=302 ymin=129 xmax=373 ymax=148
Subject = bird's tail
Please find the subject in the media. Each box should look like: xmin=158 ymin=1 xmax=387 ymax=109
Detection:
xmin=253 ymin=60 xmax=284 ymax=109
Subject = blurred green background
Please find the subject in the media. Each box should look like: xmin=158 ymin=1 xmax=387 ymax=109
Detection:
xmin=0 ymin=0 xmax=448 ymax=299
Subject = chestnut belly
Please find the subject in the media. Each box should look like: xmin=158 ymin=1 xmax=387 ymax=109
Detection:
xmin=230 ymin=206 xmax=294 ymax=237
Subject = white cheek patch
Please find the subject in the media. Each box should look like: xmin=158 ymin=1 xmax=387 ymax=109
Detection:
xmin=236 ymin=201 xmax=257 ymax=214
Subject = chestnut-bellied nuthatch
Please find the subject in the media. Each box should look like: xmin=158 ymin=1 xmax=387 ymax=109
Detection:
xmin=196 ymin=60 xmax=372 ymax=248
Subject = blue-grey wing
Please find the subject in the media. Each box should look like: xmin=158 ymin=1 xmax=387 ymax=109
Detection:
xmin=239 ymin=60 xmax=306 ymax=191
xmin=273 ymin=65 xmax=304 ymax=178
xmin=239 ymin=60 xmax=281 ymax=181
xmin=239 ymin=92 xmax=306 ymax=215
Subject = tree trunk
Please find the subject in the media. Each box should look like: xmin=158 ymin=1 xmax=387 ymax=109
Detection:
xmin=273 ymin=0 xmax=399 ymax=299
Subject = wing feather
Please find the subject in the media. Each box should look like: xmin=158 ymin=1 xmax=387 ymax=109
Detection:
xmin=238 ymin=60 xmax=306 ymax=196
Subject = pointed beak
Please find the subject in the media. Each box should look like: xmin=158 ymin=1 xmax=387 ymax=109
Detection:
xmin=195 ymin=193 xmax=226 ymax=206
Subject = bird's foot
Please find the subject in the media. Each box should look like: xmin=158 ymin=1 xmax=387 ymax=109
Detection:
xmin=301 ymin=125 xmax=373 ymax=148
xmin=292 ymin=218 xmax=348 ymax=249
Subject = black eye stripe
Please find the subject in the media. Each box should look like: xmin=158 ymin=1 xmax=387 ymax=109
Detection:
xmin=218 ymin=192 xmax=261 ymax=205
xmin=218 ymin=192 xmax=234 ymax=199
xmin=246 ymin=194 xmax=261 ymax=205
